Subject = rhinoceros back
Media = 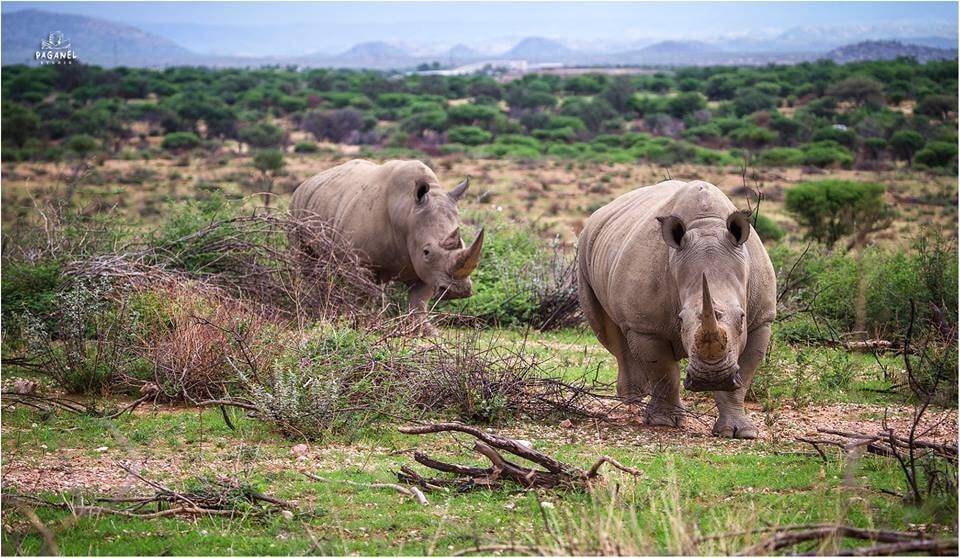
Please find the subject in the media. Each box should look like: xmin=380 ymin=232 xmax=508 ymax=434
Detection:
xmin=290 ymin=159 xmax=408 ymax=276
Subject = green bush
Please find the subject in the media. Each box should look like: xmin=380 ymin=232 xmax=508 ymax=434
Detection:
xmin=801 ymin=141 xmax=854 ymax=168
xmin=753 ymin=213 xmax=785 ymax=242
xmin=914 ymin=141 xmax=958 ymax=170
xmin=1 ymin=260 xmax=63 ymax=334
xmin=293 ymin=141 xmax=319 ymax=153
xmin=439 ymin=216 xmax=546 ymax=326
xmin=757 ymin=147 xmax=805 ymax=167
xmin=447 ymin=125 xmax=492 ymax=146
xmin=785 ymin=180 xmax=890 ymax=247
xmin=162 ymin=131 xmax=201 ymax=151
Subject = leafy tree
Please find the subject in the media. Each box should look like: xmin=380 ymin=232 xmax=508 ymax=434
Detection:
xmin=785 ymin=180 xmax=893 ymax=248
xmin=732 ymin=87 xmax=778 ymax=117
xmin=252 ymin=149 xmax=285 ymax=207
xmin=914 ymin=141 xmax=958 ymax=169
xmin=447 ymin=125 xmax=492 ymax=146
xmin=826 ymin=76 xmax=884 ymax=107
xmin=238 ymin=122 xmax=286 ymax=149
xmin=2 ymin=103 xmax=39 ymax=147
xmin=302 ymin=109 xmax=366 ymax=143
xmin=600 ymin=76 xmax=636 ymax=114
xmin=704 ymin=73 xmax=738 ymax=101
xmin=916 ymin=94 xmax=956 ymax=120
xmin=863 ymin=137 xmax=887 ymax=160
xmin=889 ymin=130 xmax=925 ymax=165
xmin=161 ymin=131 xmax=201 ymax=151
xmin=666 ymin=92 xmax=706 ymax=118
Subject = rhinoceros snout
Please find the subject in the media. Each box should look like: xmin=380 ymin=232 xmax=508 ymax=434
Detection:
xmin=684 ymin=364 xmax=742 ymax=392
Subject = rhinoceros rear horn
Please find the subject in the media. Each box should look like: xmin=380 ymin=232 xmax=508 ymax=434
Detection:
xmin=451 ymin=228 xmax=484 ymax=279
xmin=448 ymin=177 xmax=470 ymax=201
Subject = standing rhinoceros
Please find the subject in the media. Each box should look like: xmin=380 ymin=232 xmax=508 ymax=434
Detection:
xmin=577 ymin=180 xmax=776 ymax=438
xmin=290 ymin=159 xmax=483 ymax=333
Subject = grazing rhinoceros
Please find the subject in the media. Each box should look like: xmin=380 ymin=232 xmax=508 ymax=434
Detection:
xmin=577 ymin=180 xmax=776 ymax=438
xmin=290 ymin=159 xmax=483 ymax=333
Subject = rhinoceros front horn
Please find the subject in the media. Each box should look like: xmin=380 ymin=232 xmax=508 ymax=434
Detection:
xmin=451 ymin=228 xmax=484 ymax=279
xmin=695 ymin=273 xmax=727 ymax=362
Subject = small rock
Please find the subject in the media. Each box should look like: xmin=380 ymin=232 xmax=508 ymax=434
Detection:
xmin=290 ymin=443 xmax=309 ymax=457
xmin=281 ymin=510 xmax=294 ymax=521
xmin=560 ymin=419 xmax=574 ymax=428
xmin=95 ymin=446 xmax=109 ymax=452
xmin=541 ymin=501 xmax=555 ymax=509
xmin=13 ymin=379 xmax=36 ymax=395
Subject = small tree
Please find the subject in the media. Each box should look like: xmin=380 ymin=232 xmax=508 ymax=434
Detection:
xmin=252 ymin=149 xmax=285 ymax=207
xmin=826 ymin=76 xmax=885 ymax=107
xmin=916 ymin=94 xmax=957 ymax=121
xmin=785 ymin=180 xmax=894 ymax=249
xmin=889 ymin=130 xmax=925 ymax=165
xmin=161 ymin=131 xmax=201 ymax=151
xmin=64 ymin=134 xmax=100 ymax=205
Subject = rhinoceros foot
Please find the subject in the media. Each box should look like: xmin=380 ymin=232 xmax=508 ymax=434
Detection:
xmin=644 ymin=398 xmax=685 ymax=428
xmin=712 ymin=416 xmax=757 ymax=439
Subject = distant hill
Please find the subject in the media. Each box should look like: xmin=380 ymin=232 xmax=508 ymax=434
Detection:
xmin=2 ymin=9 xmax=199 ymax=67
xmin=502 ymin=37 xmax=577 ymax=62
xmin=821 ymin=40 xmax=958 ymax=64
xmin=2 ymin=9 xmax=957 ymax=70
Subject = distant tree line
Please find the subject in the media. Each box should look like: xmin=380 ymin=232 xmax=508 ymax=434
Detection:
xmin=1 ymin=58 xmax=956 ymax=172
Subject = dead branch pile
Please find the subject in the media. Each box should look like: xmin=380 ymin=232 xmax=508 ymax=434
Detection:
xmin=710 ymin=523 xmax=958 ymax=556
xmin=797 ymin=427 xmax=957 ymax=463
xmin=65 ymin=212 xmax=386 ymax=324
xmin=394 ymin=422 xmax=642 ymax=490
xmin=531 ymin=242 xmax=582 ymax=331
xmin=416 ymin=329 xmax=611 ymax=423
xmin=1 ymin=462 xmax=292 ymax=522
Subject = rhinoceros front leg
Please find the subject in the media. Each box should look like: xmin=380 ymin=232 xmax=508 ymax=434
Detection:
xmin=625 ymin=332 xmax=684 ymax=428
xmin=712 ymin=324 xmax=771 ymax=439
xmin=409 ymin=280 xmax=439 ymax=336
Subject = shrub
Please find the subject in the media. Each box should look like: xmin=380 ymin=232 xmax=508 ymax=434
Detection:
xmin=914 ymin=141 xmax=958 ymax=170
xmin=757 ymin=147 xmax=805 ymax=167
xmin=784 ymin=180 xmax=890 ymax=247
xmin=301 ymin=109 xmax=367 ymax=143
xmin=293 ymin=141 xmax=319 ymax=153
xmin=753 ymin=213 xmax=784 ymax=242
xmin=447 ymin=125 xmax=492 ymax=146
xmin=20 ymin=279 xmax=140 ymax=395
xmin=826 ymin=76 xmax=884 ymax=106
xmin=1 ymin=260 xmax=63 ymax=333
xmin=916 ymin=94 xmax=956 ymax=120
xmin=889 ymin=130 xmax=925 ymax=164
xmin=162 ymin=131 xmax=201 ymax=151
xmin=801 ymin=141 xmax=853 ymax=168
xmin=238 ymin=122 xmax=286 ymax=149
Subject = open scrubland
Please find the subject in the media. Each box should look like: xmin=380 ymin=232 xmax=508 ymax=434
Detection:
xmin=1 ymin=60 xmax=958 ymax=555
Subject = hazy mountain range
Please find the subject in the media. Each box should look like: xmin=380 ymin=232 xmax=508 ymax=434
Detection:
xmin=3 ymin=9 xmax=956 ymax=69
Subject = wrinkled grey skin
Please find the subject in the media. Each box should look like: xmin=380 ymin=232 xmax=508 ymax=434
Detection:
xmin=290 ymin=159 xmax=483 ymax=333
xmin=577 ymin=180 xmax=776 ymax=438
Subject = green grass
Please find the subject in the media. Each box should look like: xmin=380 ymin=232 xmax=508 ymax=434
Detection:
xmin=2 ymin=327 xmax=955 ymax=555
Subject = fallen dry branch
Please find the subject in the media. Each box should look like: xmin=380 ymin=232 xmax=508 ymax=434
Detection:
xmin=2 ymin=462 xmax=292 ymax=521
xmin=796 ymin=427 xmax=957 ymax=465
xmin=302 ymin=472 xmax=428 ymax=505
xmin=735 ymin=524 xmax=947 ymax=556
xmin=396 ymin=422 xmax=643 ymax=490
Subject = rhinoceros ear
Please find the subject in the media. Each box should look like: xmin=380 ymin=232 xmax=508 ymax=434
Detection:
xmin=448 ymin=177 xmax=469 ymax=202
xmin=657 ymin=215 xmax=686 ymax=250
xmin=726 ymin=210 xmax=752 ymax=246
xmin=415 ymin=180 xmax=430 ymax=204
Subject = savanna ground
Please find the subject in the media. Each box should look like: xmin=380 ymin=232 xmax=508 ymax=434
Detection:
xmin=2 ymin=148 xmax=958 ymax=555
